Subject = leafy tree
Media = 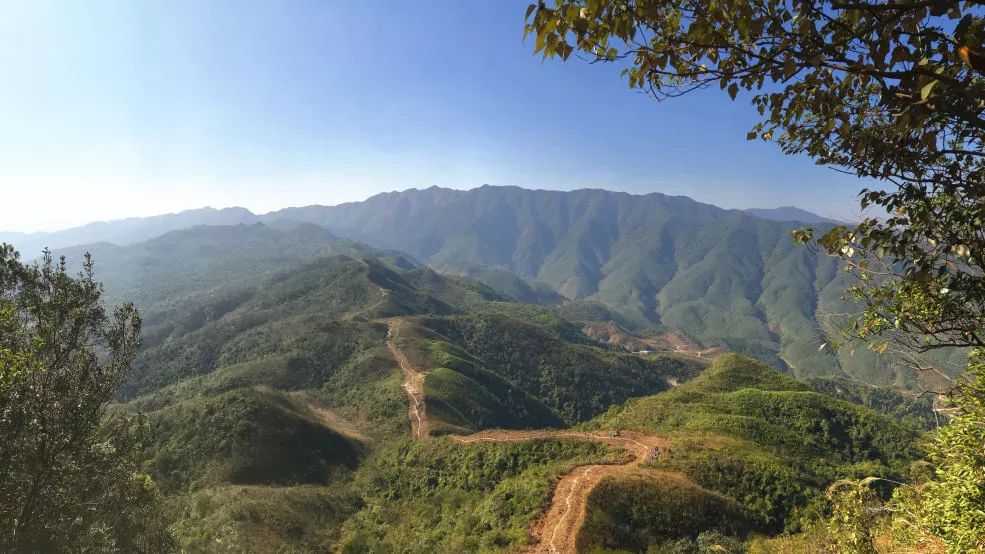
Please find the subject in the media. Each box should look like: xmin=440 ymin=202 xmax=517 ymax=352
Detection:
xmin=524 ymin=0 xmax=983 ymax=357
xmin=523 ymin=0 xmax=985 ymax=549
xmin=919 ymin=351 xmax=985 ymax=551
xmin=0 ymin=245 xmax=173 ymax=552
xmin=825 ymin=480 xmax=880 ymax=554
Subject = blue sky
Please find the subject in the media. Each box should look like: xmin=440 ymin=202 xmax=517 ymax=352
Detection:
xmin=0 ymin=0 xmax=867 ymax=232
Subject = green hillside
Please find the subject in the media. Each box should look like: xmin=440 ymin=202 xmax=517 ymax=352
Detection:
xmin=53 ymin=222 xmax=376 ymax=310
xmin=112 ymin=246 xmax=711 ymax=551
xmin=50 ymin=222 xmax=418 ymax=364
xmin=415 ymin=306 xmax=701 ymax=425
xmin=337 ymin=438 xmax=623 ymax=552
xmin=144 ymin=388 xmax=367 ymax=492
xmin=123 ymin=250 xmax=697 ymax=430
xmin=25 ymin=186 xmax=963 ymax=388
xmin=168 ymin=484 xmax=362 ymax=553
xmin=806 ymin=376 xmax=937 ymax=431
xmin=122 ymin=255 xmax=397 ymax=398
xmin=35 ymin=186 xmax=963 ymax=388
xmin=579 ymin=469 xmax=753 ymax=552
xmin=577 ymin=354 xmax=923 ymax=551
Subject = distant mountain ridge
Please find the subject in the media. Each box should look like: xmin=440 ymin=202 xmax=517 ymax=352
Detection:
xmin=5 ymin=186 xmax=958 ymax=385
xmin=1 ymin=190 xmax=833 ymax=254
xmin=0 ymin=206 xmax=259 ymax=254
xmin=745 ymin=206 xmax=837 ymax=224
xmin=259 ymin=186 xmax=853 ymax=377
xmin=261 ymin=186 xmax=969 ymax=386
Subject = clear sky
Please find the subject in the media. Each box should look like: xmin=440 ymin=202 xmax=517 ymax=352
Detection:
xmin=0 ymin=0 xmax=868 ymax=233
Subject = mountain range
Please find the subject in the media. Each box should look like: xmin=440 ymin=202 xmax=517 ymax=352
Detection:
xmin=2 ymin=189 xmax=830 ymax=253
xmin=263 ymin=186 xmax=959 ymax=387
xmin=2 ymin=186 xmax=960 ymax=387
xmin=0 ymin=206 xmax=260 ymax=254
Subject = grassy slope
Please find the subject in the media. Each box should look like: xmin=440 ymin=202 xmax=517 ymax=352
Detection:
xmin=168 ymin=484 xmax=362 ymax=552
xmin=144 ymin=388 xmax=367 ymax=493
xmin=577 ymin=354 xmax=923 ymax=550
xmin=579 ymin=469 xmax=753 ymax=553
xmin=336 ymin=438 xmax=624 ymax=553
xmin=407 ymin=305 xmax=703 ymax=428
xmin=806 ymin=376 xmax=938 ymax=430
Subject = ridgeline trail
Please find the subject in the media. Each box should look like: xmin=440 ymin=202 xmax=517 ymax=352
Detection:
xmin=452 ymin=430 xmax=669 ymax=554
xmin=386 ymin=319 xmax=429 ymax=439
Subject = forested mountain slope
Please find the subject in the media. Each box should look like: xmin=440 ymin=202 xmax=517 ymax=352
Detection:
xmin=126 ymin=253 xmax=697 ymax=429
xmin=262 ymin=185 xmax=924 ymax=384
xmin=106 ymin=241 xmax=923 ymax=551
xmin=118 ymin=250 xmax=701 ymax=550
xmin=14 ymin=185 xmax=962 ymax=389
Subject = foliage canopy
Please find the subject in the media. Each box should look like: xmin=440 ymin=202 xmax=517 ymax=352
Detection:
xmin=0 ymin=245 xmax=173 ymax=552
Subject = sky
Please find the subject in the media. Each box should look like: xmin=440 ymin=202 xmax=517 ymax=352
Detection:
xmin=0 ymin=0 xmax=869 ymax=233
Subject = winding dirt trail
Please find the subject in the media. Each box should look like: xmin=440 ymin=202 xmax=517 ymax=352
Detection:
xmin=452 ymin=430 xmax=668 ymax=553
xmin=384 ymin=319 xmax=667 ymax=550
xmin=386 ymin=320 xmax=429 ymax=439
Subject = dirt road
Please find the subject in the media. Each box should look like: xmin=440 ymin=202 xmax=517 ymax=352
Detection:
xmin=384 ymin=320 xmax=666 ymax=550
xmin=452 ymin=430 xmax=668 ymax=553
xmin=386 ymin=320 xmax=429 ymax=439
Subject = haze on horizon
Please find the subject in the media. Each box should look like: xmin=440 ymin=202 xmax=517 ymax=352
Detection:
xmin=0 ymin=0 xmax=868 ymax=233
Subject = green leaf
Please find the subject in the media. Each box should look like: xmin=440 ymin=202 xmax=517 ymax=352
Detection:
xmin=921 ymin=79 xmax=939 ymax=100
xmin=783 ymin=56 xmax=797 ymax=79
